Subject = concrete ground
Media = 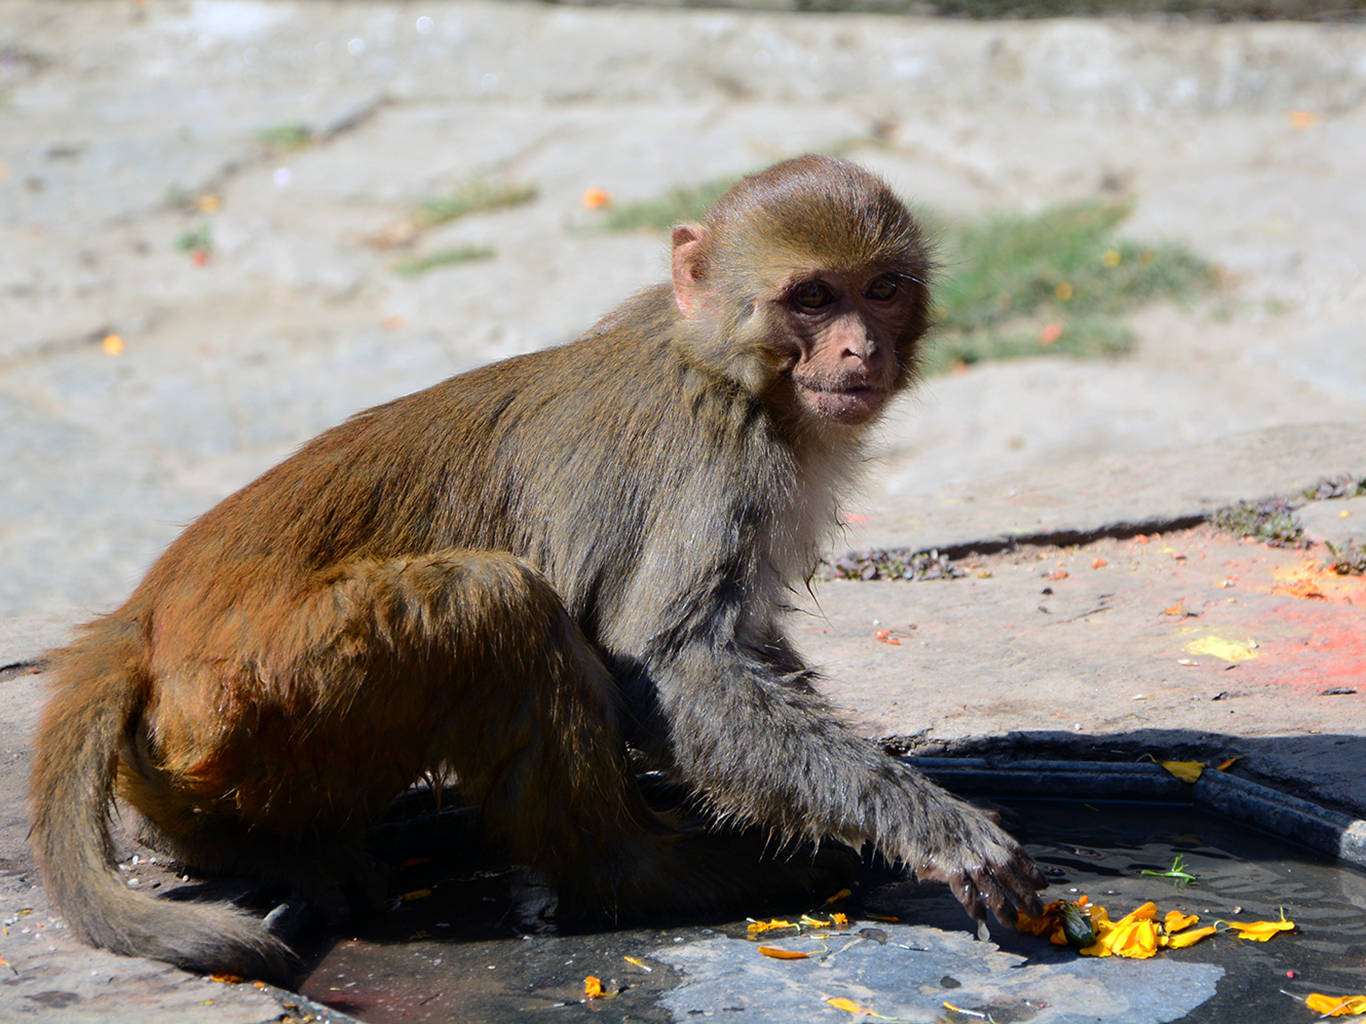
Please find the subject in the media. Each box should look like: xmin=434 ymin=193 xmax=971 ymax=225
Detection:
xmin=1 ymin=1 xmax=1365 ymax=1020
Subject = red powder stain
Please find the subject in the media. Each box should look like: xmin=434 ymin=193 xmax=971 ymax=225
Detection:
xmin=1250 ymin=604 xmax=1366 ymax=691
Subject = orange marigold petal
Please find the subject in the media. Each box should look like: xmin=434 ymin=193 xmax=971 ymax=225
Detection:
xmin=1158 ymin=761 xmax=1206 ymax=783
xmin=1306 ymin=994 xmax=1366 ymax=1016
xmin=1164 ymin=925 xmax=1217 ymax=949
xmin=1164 ymin=910 xmax=1200 ymax=932
xmin=757 ymin=946 xmax=810 ymax=960
xmin=1226 ymin=918 xmax=1295 ymax=941
xmin=1119 ymin=902 xmax=1159 ymax=923
xmin=829 ymin=997 xmax=876 ymax=1015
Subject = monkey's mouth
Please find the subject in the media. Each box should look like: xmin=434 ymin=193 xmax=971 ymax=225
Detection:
xmin=793 ymin=379 xmax=887 ymax=424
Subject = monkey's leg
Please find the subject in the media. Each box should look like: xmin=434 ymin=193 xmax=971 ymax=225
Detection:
xmin=341 ymin=552 xmax=853 ymax=918
xmin=651 ymin=646 xmax=1047 ymax=928
xmin=134 ymin=552 xmax=851 ymax=923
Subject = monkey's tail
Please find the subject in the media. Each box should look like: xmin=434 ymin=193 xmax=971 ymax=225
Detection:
xmin=29 ymin=629 xmax=295 ymax=986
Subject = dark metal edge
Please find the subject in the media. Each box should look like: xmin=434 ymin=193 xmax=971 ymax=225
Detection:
xmin=908 ymin=757 xmax=1366 ymax=870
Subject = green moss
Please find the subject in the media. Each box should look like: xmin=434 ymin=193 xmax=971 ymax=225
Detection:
xmin=1323 ymin=540 xmax=1366 ymax=576
xmin=1210 ymin=499 xmax=1305 ymax=547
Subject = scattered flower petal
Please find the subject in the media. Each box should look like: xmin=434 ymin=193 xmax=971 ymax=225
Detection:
xmin=757 ymin=946 xmax=809 ymax=959
xmin=747 ymin=919 xmax=795 ymax=934
xmin=582 ymin=187 xmax=612 ymax=209
xmin=1163 ymin=924 xmax=1216 ymax=948
xmin=1163 ymin=910 xmax=1200 ymax=932
xmin=829 ymin=996 xmax=876 ymax=1015
xmin=1224 ymin=913 xmax=1295 ymax=941
xmin=1306 ymin=993 xmax=1366 ymax=1016
xmin=1159 ymin=761 xmax=1206 ymax=783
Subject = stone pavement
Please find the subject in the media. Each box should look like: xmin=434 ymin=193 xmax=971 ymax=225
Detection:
xmin=2 ymin=1 xmax=1365 ymax=1020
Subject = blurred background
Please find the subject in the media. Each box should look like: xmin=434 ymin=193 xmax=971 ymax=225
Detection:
xmin=2 ymin=0 xmax=1364 ymax=616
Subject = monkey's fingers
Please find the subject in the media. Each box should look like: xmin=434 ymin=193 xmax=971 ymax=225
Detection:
xmin=971 ymin=856 xmax=1048 ymax=924
xmin=928 ymin=850 xmax=1047 ymax=932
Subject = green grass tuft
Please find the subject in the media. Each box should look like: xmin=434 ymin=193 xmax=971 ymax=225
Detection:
xmin=419 ymin=180 xmax=536 ymax=225
xmin=255 ymin=121 xmax=313 ymax=149
xmin=174 ymin=223 xmax=212 ymax=252
xmin=1210 ymin=499 xmax=1305 ymax=547
xmin=392 ymin=245 xmax=494 ymax=278
xmin=923 ymin=202 xmax=1220 ymax=374
xmin=594 ymin=177 xmax=739 ymax=233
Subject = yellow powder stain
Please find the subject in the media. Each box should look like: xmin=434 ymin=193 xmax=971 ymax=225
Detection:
xmin=1185 ymin=636 xmax=1259 ymax=662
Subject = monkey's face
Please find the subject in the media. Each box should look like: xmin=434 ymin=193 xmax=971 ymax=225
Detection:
xmin=776 ymin=270 xmax=912 ymax=427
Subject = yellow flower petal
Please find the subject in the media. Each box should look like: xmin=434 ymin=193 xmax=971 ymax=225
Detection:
xmin=1119 ymin=902 xmax=1159 ymax=923
xmin=1163 ymin=924 xmax=1217 ymax=949
xmin=747 ymin=919 xmax=795 ymax=933
xmin=1164 ymin=910 xmax=1200 ymax=932
xmin=1225 ymin=917 xmax=1295 ymax=941
xmin=757 ymin=946 xmax=809 ymax=959
xmin=584 ymin=976 xmax=603 ymax=999
xmin=1081 ymin=903 xmax=1161 ymax=958
xmin=1158 ymin=761 xmax=1206 ymax=783
xmin=829 ymin=996 xmax=876 ymax=1015
xmin=1115 ymin=918 xmax=1161 ymax=958
xmin=1306 ymin=993 xmax=1366 ymax=1016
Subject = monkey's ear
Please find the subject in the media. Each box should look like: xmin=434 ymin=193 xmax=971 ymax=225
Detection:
xmin=671 ymin=224 xmax=711 ymax=317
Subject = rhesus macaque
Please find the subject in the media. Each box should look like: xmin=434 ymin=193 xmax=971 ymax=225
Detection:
xmin=30 ymin=155 xmax=1045 ymax=984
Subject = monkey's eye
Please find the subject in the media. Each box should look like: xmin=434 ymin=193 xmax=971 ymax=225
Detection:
xmin=864 ymin=277 xmax=899 ymax=301
xmin=792 ymin=281 xmax=836 ymax=309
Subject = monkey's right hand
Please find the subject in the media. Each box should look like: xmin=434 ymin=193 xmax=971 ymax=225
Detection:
xmin=911 ymin=809 xmax=1048 ymax=932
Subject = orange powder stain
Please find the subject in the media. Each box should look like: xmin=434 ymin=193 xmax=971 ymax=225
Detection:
xmin=1269 ymin=562 xmax=1366 ymax=606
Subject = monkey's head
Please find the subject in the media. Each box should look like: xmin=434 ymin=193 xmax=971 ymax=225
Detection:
xmin=671 ymin=154 xmax=933 ymax=429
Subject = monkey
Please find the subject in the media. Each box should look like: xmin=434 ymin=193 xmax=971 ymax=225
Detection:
xmin=30 ymin=154 xmax=1046 ymax=985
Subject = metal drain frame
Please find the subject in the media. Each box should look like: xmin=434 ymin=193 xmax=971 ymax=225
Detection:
xmin=910 ymin=757 xmax=1366 ymax=870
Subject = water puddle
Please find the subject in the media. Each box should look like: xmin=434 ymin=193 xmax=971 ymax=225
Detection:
xmin=296 ymin=800 xmax=1366 ymax=1023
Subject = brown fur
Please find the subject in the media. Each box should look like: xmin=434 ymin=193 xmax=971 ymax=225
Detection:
xmin=30 ymin=155 xmax=1044 ymax=984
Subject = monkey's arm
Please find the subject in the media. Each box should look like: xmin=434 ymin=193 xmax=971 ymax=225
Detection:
xmin=650 ymin=640 xmax=1046 ymax=928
